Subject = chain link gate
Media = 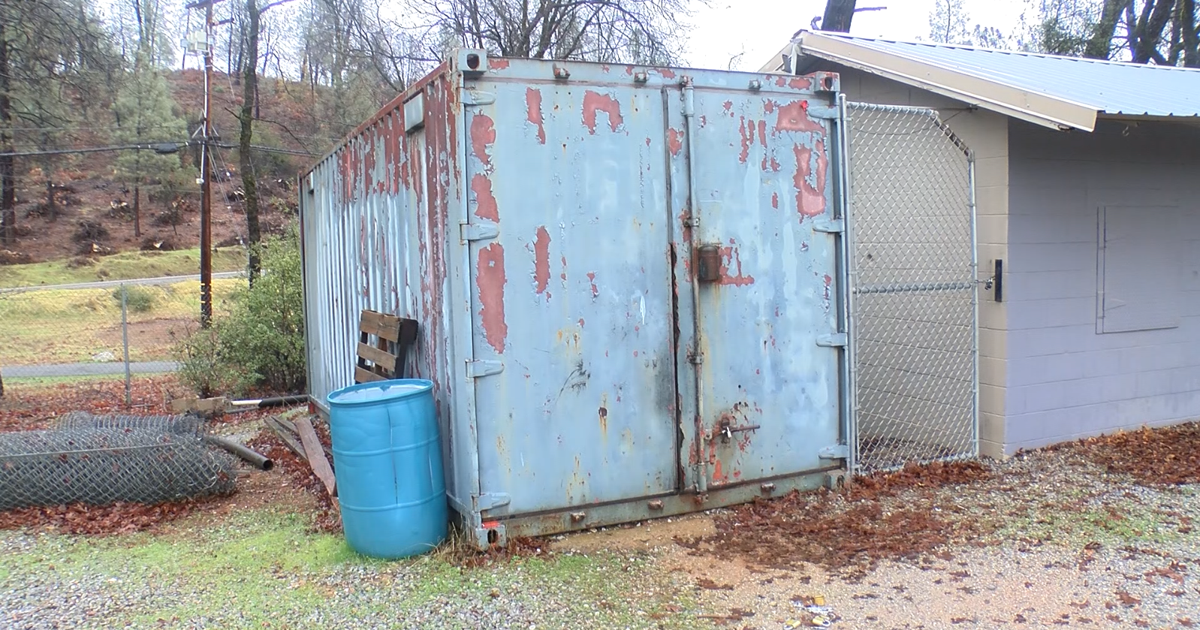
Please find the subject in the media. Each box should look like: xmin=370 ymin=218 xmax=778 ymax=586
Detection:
xmin=842 ymin=101 xmax=978 ymax=473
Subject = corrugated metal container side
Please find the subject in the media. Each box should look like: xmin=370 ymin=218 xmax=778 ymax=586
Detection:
xmin=300 ymin=50 xmax=852 ymax=548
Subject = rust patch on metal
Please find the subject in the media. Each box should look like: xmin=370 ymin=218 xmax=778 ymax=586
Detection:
xmin=793 ymin=140 xmax=827 ymax=218
xmin=738 ymin=118 xmax=750 ymax=163
xmin=757 ymin=120 xmax=767 ymax=148
xmin=471 ymin=114 xmax=496 ymax=165
xmin=657 ymin=67 xmax=677 ymax=79
xmin=560 ymin=255 xmax=567 ymax=284
xmin=578 ymin=318 xmax=585 ymax=328
xmin=775 ymin=75 xmax=787 ymax=87
xmin=477 ymin=243 xmax=508 ymax=352
xmin=471 ymin=174 xmax=499 ymax=221
xmin=789 ymin=77 xmax=812 ymax=90
xmin=700 ymin=114 xmax=708 ymax=128
xmin=718 ymin=242 xmax=755 ymax=287
xmin=489 ymin=57 xmax=509 ymax=69
xmin=823 ymin=273 xmax=833 ymax=302
xmin=533 ymin=226 xmax=551 ymax=294
xmin=599 ymin=404 xmax=608 ymax=435
xmin=764 ymin=100 xmax=776 ymax=114
xmin=525 ymin=88 xmax=546 ymax=145
xmin=582 ymin=91 xmax=623 ymax=134
xmin=771 ymin=193 xmax=779 ymax=209
xmin=723 ymin=100 xmax=733 ymax=113
xmin=775 ymin=100 xmax=822 ymax=134
xmin=587 ymin=271 xmax=599 ymax=298
xmin=667 ymin=128 xmax=684 ymax=156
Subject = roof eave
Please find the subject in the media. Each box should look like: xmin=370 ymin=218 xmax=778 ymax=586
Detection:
xmin=793 ymin=31 xmax=1099 ymax=132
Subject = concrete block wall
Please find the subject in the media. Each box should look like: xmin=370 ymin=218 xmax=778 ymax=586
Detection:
xmin=1006 ymin=118 xmax=1200 ymax=452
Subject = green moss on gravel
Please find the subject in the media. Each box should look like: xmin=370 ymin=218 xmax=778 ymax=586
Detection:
xmin=0 ymin=509 xmax=705 ymax=629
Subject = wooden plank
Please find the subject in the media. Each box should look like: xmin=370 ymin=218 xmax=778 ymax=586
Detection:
xmin=356 ymin=342 xmax=398 ymax=372
xmin=355 ymin=366 xmax=386 ymax=383
xmin=296 ymin=416 xmax=337 ymax=498
xmin=264 ymin=417 xmax=307 ymax=462
xmin=359 ymin=310 xmax=402 ymax=342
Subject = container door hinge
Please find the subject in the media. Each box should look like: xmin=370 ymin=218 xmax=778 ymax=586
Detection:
xmin=817 ymin=333 xmax=847 ymax=347
xmin=466 ymin=360 xmax=504 ymax=378
xmin=813 ymin=218 xmax=844 ymax=234
xmin=474 ymin=492 xmax=510 ymax=511
xmin=807 ymin=104 xmax=839 ymax=120
xmin=461 ymin=221 xmax=499 ymax=242
xmin=819 ymin=444 xmax=849 ymax=459
xmin=462 ymin=90 xmax=496 ymax=106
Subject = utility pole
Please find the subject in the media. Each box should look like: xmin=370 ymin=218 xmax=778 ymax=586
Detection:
xmin=187 ymin=0 xmax=222 ymax=327
xmin=200 ymin=0 xmax=214 ymax=328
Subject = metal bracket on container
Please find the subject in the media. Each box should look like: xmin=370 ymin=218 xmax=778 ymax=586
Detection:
xmin=819 ymin=444 xmax=849 ymax=459
xmin=460 ymin=221 xmax=499 ymax=242
xmin=474 ymin=492 xmax=511 ymax=511
xmin=813 ymin=218 xmax=844 ymax=234
xmin=462 ymin=90 xmax=496 ymax=106
xmin=817 ymin=333 xmax=847 ymax=348
xmin=466 ymin=360 xmax=504 ymax=378
xmin=807 ymin=104 xmax=840 ymax=120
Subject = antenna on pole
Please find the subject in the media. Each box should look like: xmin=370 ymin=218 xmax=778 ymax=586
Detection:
xmin=185 ymin=0 xmax=226 ymax=328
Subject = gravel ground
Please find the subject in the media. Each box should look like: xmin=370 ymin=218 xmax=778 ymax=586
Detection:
xmin=4 ymin=424 xmax=1200 ymax=629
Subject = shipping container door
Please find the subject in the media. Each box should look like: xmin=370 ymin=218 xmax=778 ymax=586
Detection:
xmin=672 ymin=79 xmax=844 ymax=490
xmin=464 ymin=72 xmax=679 ymax=516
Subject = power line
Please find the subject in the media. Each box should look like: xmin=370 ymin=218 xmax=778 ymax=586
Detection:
xmin=0 ymin=140 xmax=316 ymax=159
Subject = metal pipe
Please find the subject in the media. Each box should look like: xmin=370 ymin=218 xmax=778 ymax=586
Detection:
xmin=121 ymin=284 xmax=131 ymax=409
xmin=834 ymin=93 xmax=858 ymax=477
xmin=228 ymin=394 xmax=309 ymax=409
xmin=203 ymin=435 xmax=274 ymax=471
xmin=968 ymin=153 xmax=980 ymax=459
xmin=681 ymin=77 xmax=707 ymax=494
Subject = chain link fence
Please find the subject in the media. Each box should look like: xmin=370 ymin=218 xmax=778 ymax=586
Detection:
xmin=845 ymin=102 xmax=977 ymax=472
xmin=0 ymin=412 xmax=237 ymax=510
xmin=0 ymin=278 xmax=241 ymax=399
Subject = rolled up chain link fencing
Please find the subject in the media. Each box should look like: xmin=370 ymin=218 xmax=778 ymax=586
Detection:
xmin=0 ymin=412 xmax=237 ymax=510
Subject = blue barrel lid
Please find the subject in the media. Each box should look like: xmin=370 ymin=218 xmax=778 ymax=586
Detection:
xmin=327 ymin=379 xmax=433 ymax=406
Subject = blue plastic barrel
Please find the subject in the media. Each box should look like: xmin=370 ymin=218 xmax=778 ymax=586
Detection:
xmin=326 ymin=378 xmax=447 ymax=559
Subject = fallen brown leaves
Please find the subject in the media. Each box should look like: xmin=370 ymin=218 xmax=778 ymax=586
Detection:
xmin=1050 ymin=422 xmax=1200 ymax=485
xmin=247 ymin=426 xmax=341 ymax=533
xmin=0 ymin=496 xmax=227 ymax=535
xmin=676 ymin=461 xmax=989 ymax=578
xmin=0 ymin=375 xmax=188 ymax=433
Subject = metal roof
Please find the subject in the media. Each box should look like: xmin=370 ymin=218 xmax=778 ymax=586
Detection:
xmin=763 ymin=31 xmax=1200 ymax=131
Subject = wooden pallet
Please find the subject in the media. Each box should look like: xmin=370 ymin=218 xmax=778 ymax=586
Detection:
xmin=355 ymin=309 xmax=418 ymax=384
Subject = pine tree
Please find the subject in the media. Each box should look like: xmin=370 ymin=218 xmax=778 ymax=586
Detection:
xmin=112 ymin=52 xmax=187 ymax=238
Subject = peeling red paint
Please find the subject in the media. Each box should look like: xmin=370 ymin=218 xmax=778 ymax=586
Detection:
xmin=699 ymin=115 xmax=707 ymax=127
xmin=789 ymin=77 xmax=811 ymax=90
xmin=771 ymin=192 xmax=779 ymax=209
xmin=770 ymin=156 xmax=781 ymax=172
xmin=718 ymin=244 xmax=755 ymax=286
xmin=723 ymin=100 xmax=733 ymax=113
xmin=471 ymin=173 xmax=499 ymax=221
xmin=601 ymin=64 xmax=611 ymax=72
xmin=667 ymin=128 xmax=684 ymax=156
xmin=587 ymin=272 xmax=599 ymax=298
xmin=578 ymin=318 xmax=585 ymax=328
xmin=533 ymin=226 xmax=551 ymax=294
xmin=793 ymin=141 xmax=828 ymax=218
xmin=738 ymin=118 xmax=750 ymax=163
xmin=471 ymin=114 xmax=497 ymax=165
xmin=764 ymin=100 xmax=776 ymax=114
xmin=477 ymin=243 xmax=508 ymax=352
xmin=658 ymin=67 xmax=677 ymax=79
xmin=645 ymin=137 xmax=651 ymax=147
xmin=633 ymin=350 xmax=639 ymax=357
xmin=775 ymin=76 xmax=786 ymax=87
xmin=823 ymin=273 xmax=833 ymax=302
xmin=776 ymin=100 xmax=822 ymax=134
xmin=560 ymin=256 xmax=567 ymax=283
xmin=525 ymin=88 xmax=546 ymax=145
xmin=757 ymin=120 xmax=767 ymax=148
xmin=582 ymin=91 xmax=623 ymax=134
xmin=489 ymin=58 xmax=509 ymax=70
xmin=625 ymin=65 xmax=634 ymax=75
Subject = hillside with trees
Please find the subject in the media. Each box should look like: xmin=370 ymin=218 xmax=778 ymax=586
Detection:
xmin=2 ymin=0 xmax=1197 ymax=272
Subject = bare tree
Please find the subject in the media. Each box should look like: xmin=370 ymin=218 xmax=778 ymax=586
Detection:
xmin=820 ymin=0 xmax=857 ymax=33
xmin=410 ymin=0 xmax=692 ymax=64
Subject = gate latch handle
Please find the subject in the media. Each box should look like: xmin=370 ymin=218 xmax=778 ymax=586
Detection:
xmin=718 ymin=418 xmax=761 ymax=443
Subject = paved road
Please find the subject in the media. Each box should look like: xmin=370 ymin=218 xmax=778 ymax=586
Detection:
xmin=0 ymin=271 xmax=243 ymax=293
xmin=2 ymin=361 xmax=179 ymax=378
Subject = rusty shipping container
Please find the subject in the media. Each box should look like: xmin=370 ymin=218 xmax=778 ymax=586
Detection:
xmin=299 ymin=50 xmax=852 ymax=547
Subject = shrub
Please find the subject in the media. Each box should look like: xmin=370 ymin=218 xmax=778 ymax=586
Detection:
xmin=111 ymin=285 xmax=157 ymax=313
xmin=174 ymin=223 xmax=306 ymax=396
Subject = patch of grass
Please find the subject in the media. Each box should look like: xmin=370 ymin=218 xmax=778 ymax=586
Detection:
xmin=0 ymin=278 xmax=243 ymax=365
xmin=0 ymin=507 xmax=703 ymax=629
xmin=0 ymin=247 xmax=245 ymax=289
xmin=2 ymin=373 xmax=129 ymax=387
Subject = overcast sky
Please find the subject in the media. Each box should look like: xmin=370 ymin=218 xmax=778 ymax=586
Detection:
xmin=683 ymin=0 xmax=1028 ymax=71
